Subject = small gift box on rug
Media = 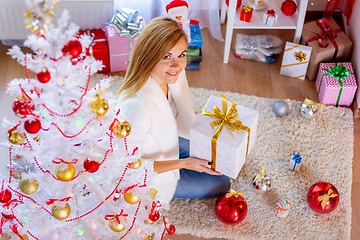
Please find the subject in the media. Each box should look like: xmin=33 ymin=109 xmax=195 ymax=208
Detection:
xmin=240 ymin=6 xmax=253 ymax=22
xmin=190 ymin=95 xmax=258 ymax=179
xmin=280 ymin=42 xmax=312 ymax=80
xmin=105 ymin=8 xmax=144 ymax=72
xmin=289 ymin=153 xmax=302 ymax=171
xmin=315 ymin=62 xmax=357 ymax=107
xmin=79 ymin=29 xmax=110 ymax=73
xmin=301 ymin=17 xmax=352 ymax=81
xmin=263 ymin=9 xmax=278 ymax=26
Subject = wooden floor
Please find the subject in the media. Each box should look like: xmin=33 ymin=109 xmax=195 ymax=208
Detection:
xmin=0 ymin=25 xmax=359 ymax=240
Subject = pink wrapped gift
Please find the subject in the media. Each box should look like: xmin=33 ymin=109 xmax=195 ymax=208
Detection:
xmin=105 ymin=25 xmax=136 ymax=72
xmin=315 ymin=62 xmax=357 ymax=106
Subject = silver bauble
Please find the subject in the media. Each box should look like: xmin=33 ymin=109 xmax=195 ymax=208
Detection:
xmin=272 ymin=100 xmax=289 ymax=117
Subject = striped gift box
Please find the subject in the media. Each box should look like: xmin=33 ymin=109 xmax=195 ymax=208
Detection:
xmin=315 ymin=62 xmax=357 ymax=107
xmin=105 ymin=25 xmax=136 ymax=72
xmin=280 ymin=42 xmax=312 ymax=80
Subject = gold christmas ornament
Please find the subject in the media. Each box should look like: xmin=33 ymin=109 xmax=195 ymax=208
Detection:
xmin=111 ymin=119 xmax=131 ymax=138
xmin=142 ymin=235 xmax=154 ymax=240
xmin=123 ymin=191 xmax=140 ymax=204
xmin=7 ymin=130 xmax=26 ymax=145
xmin=129 ymin=159 xmax=141 ymax=169
xmin=24 ymin=11 xmax=46 ymax=34
xmin=19 ymin=178 xmax=39 ymax=195
xmin=55 ymin=163 xmax=76 ymax=181
xmin=150 ymin=188 xmax=158 ymax=199
xmin=22 ymin=235 xmax=30 ymax=240
xmin=11 ymin=171 xmax=21 ymax=179
xmin=90 ymin=93 xmax=108 ymax=117
xmin=52 ymin=203 xmax=71 ymax=220
xmin=109 ymin=219 xmax=126 ymax=232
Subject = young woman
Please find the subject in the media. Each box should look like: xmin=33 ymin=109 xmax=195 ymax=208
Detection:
xmin=118 ymin=17 xmax=230 ymax=209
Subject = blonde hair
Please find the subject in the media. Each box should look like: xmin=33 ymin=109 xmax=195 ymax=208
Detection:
xmin=118 ymin=17 xmax=188 ymax=99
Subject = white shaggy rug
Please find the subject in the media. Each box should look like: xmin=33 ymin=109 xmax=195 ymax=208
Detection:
xmin=100 ymin=74 xmax=353 ymax=240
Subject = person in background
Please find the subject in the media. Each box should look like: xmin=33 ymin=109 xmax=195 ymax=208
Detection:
xmin=118 ymin=17 xmax=230 ymax=209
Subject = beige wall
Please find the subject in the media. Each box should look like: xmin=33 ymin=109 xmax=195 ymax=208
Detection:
xmin=343 ymin=0 xmax=360 ymax=109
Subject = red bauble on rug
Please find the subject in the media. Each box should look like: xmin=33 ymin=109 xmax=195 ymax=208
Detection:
xmin=62 ymin=40 xmax=82 ymax=58
xmin=215 ymin=191 xmax=247 ymax=224
xmin=24 ymin=119 xmax=41 ymax=134
xmin=226 ymin=0 xmax=242 ymax=9
xmin=307 ymin=182 xmax=339 ymax=214
xmin=281 ymin=0 xmax=297 ymax=16
xmin=83 ymin=159 xmax=100 ymax=173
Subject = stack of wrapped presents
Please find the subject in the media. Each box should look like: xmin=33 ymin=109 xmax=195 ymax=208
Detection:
xmin=186 ymin=22 xmax=203 ymax=71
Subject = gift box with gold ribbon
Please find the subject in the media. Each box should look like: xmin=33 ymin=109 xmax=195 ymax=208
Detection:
xmin=300 ymin=17 xmax=352 ymax=81
xmin=315 ymin=62 xmax=357 ymax=107
xmin=280 ymin=41 xmax=312 ymax=80
xmin=240 ymin=6 xmax=253 ymax=23
xmin=190 ymin=95 xmax=258 ymax=179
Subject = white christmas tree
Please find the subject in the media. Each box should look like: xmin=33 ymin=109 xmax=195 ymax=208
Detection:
xmin=0 ymin=1 xmax=174 ymax=239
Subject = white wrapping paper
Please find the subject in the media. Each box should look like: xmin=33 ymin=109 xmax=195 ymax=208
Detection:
xmin=280 ymin=42 xmax=312 ymax=80
xmin=190 ymin=95 xmax=258 ymax=179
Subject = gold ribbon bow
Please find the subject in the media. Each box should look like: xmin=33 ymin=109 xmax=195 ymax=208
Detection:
xmin=243 ymin=6 xmax=252 ymax=13
xmin=294 ymin=51 xmax=306 ymax=62
xmin=226 ymin=188 xmax=245 ymax=198
xmin=304 ymin=98 xmax=324 ymax=109
xmin=201 ymin=95 xmax=250 ymax=171
xmin=318 ymin=188 xmax=338 ymax=210
xmin=253 ymin=166 xmax=266 ymax=183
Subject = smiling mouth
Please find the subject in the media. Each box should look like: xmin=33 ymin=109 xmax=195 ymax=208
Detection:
xmin=167 ymin=71 xmax=178 ymax=76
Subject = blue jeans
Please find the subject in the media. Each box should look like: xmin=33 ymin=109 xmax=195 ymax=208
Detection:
xmin=173 ymin=138 xmax=231 ymax=199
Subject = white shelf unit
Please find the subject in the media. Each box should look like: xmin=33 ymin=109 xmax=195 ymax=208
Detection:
xmin=222 ymin=0 xmax=308 ymax=63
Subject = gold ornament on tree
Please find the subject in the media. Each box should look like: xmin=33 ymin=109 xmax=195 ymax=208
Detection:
xmin=52 ymin=202 xmax=71 ymax=220
xmin=109 ymin=219 xmax=126 ymax=232
xmin=24 ymin=11 xmax=46 ymax=34
xmin=89 ymin=93 xmax=108 ymax=117
xmin=7 ymin=129 xmax=26 ymax=145
xmin=55 ymin=163 xmax=76 ymax=181
xmin=105 ymin=211 xmax=127 ymax=232
xmin=123 ymin=191 xmax=140 ymax=204
xmin=129 ymin=159 xmax=141 ymax=169
xmin=111 ymin=119 xmax=131 ymax=138
xmin=19 ymin=178 xmax=39 ymax=194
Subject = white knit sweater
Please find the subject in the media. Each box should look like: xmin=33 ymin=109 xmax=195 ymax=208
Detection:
xmin=118 ymin=70 xmax=195 ymax=209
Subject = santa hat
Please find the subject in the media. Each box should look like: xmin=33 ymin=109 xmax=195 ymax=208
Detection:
xmin=166 ymin=0 xmax=189 ymax=12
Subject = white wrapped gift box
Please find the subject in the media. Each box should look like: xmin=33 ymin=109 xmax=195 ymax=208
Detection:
xmin=280 ymin=42 xmax=312 ymax=80
xmin=190 ymin=95 xmax=258 ymax=179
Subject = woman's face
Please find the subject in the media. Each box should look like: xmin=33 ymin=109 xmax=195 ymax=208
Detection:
xmin=151 ymin=37 xmax=187 ymax=86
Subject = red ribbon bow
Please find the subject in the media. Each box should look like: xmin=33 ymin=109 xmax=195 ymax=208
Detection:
xmin=306 ymin=19 xmax=342 ymax=49
xmin=52 ymin=158 xmax=78 ymax=164
xmin=120 ymin=183 xmax=146 ymax=194
xmin=104 ymin=210 xmax=128 ymax=224
xmin=267 ymin=9 xmax=275 ymax=17
xmin=46 ymin=196 xmax=72 ymax=205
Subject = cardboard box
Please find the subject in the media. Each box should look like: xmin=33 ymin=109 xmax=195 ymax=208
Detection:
xmin=190 ymin=95 xmax=258 ymax=179
xmin=301 ymin=17 xmax=352 ymax=81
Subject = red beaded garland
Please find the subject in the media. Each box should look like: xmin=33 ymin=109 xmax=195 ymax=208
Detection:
xmin=24 ymin=119 xmax=41 ymax=134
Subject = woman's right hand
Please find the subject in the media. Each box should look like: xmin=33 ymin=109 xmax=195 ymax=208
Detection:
xmin=181 ymin=157 xmax=223 ymax=176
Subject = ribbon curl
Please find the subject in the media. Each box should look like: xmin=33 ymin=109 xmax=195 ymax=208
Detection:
xmin=201 ymin=95 xmax=250 ymax=171
xmin=304 ymin=98 xmax=323 ymax=109
xmin=267 ymin=9 xmax=275 ymax=17
xmin=243 ymin=6 xmax=252 ymax=13
xmin=46 ymin=196 xmax=72 ymax=205
xmin=104 ymin=210 xmax=128 ymax=224
xmin=318 ymin=188 xmax=338 ymax=210
xmin=317 ymin=63 xmax=354 ymax=106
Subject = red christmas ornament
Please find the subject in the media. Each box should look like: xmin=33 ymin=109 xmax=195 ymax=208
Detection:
xmin=83 ymin=159 xmax=100 ymax=173
xmin=307 ymin=182 xmax=339 ymax=214
xmin=62 ymin=40 xmax=82 ymax=58
xmin=13 ymin=100 xmax=34 ymax=118
xmin=226 ymin=0 xmax=242 ymax=9
xmin=148 ymin=211 xmax=160 ymax=222
xmin=281 ymin=0 xmax=297 ymax=16
xmin=0 ymin=189 xmax=12 ymax=203
xmin=214 ymin=192 xmax=247 ymax=224
xmin=167 ymin=224 xmax=176 ymax=235
xmin=37 ymin=68 xmax=51 ymax=83
xmin=24 ymin=119 xmax=41 ymax=134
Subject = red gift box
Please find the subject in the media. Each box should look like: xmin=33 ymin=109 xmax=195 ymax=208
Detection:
xmin=240 ymin=6 xmax=253 ymax=22
xmin=78 ymin=29 xmax=110 ymax=73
